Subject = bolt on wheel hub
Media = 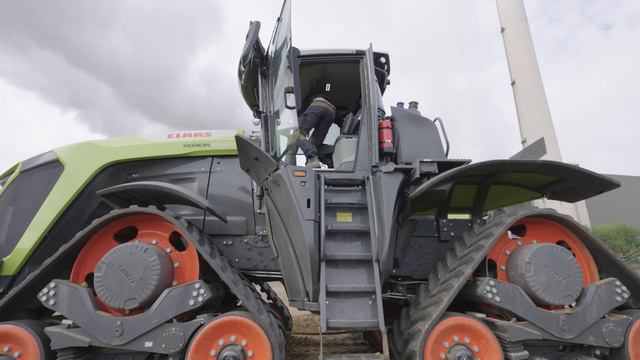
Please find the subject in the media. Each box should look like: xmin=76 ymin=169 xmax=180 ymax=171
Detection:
xmin=447 ymin=344 xmax=474 ymax=360
xmin=423 ymin=315 xmax=503 ymax=360
xmin=94 ymin=242 xmax=174 ymax=311
xmin=0 ymin=323 xmax=46 ymax=360
xmin=187 ymin=312 xmax=272 ymax=360
xmin=218 ymin=344 xmax=246 ymax=360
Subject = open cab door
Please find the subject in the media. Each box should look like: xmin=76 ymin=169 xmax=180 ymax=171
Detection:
xmin=263 ymin=0 xmax=300 ymax=160
xmin=238 ymin=21 xmax=266 ymax=118
xmin=236 ymin=0 xmax=318 ymax=306
xmin=236 ymin=0 xmax=299 ymax=184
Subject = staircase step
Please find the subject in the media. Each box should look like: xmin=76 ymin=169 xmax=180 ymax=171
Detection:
xmin=326 ymin=224 xmax=370 ymax=233
xmin=320 ymin=175 xmax=386 ymax=350
xmin=323 ymin=177 xmax=364 ymax=187
xmin=326 ymin=319 xmax=379 ymax=329
xmin=322 ymin=354 xmax=385 ymax=360
xmin=325 ymin=198 xmax=367 ymax=207
xmin=325 ymin=262 xmax=374 ymax=285
xmin=325 ymin=237 xmax=371 ymax=254
xmin=327 ymin=284 xmax=376 ymax=292
xmin=326 ymin=252 xmax=372 ymax=261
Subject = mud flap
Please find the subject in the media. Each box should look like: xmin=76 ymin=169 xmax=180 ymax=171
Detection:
xmin=97 ymin=181 xmax=227 ymax=223
xmin=408 ymin=160 xmax=620 ymax=214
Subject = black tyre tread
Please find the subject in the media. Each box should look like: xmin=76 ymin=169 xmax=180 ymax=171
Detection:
xmin=259 ymin=282 xmax=294 ymax=332
xmin=168 ymin=209 xmax=287 ymax=359
xmin=55 ymin=348 xmax=90 ymax=360
xmin=392 ymin=208 xmax=539 ymax=360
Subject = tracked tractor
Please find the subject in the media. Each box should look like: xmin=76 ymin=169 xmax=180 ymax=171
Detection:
xmin=0 ymin=1 xmax=638 ymax=359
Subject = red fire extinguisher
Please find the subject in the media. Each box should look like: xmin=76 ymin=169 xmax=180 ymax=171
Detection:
xmin=378 ymin=117 xmax=395 ymax=160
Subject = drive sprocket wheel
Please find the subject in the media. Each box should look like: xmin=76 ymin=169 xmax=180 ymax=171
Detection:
xmin=0 ymin=321 xmax=53 ymax=360
xmin=422 ymin=314 xmax=503 ymax=360
xmin=487 ymin=216 xmax=599 ymax=286
xmin=186 ymin=311 xmax=273 ymax=360
xmin=70 ymin=213 xmax=200 ymax=315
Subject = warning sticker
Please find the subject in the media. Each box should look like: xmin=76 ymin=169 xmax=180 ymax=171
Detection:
xmin=336 ymin=212 xmax=353 ymax=223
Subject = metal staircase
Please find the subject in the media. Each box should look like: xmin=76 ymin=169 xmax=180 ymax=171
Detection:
xmin=319 ymin=174 xmax=388 ymax=359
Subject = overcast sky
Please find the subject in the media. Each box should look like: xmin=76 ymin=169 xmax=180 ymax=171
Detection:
xmin=0 ymin=1 xmax=638 ymax=175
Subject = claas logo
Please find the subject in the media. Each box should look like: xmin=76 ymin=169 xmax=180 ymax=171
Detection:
xmin=167 ymin=131 xmax=213 ymax=139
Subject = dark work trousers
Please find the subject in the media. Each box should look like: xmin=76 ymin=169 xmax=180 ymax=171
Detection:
xmin=298 ymin=104 xmax=335 ymax=159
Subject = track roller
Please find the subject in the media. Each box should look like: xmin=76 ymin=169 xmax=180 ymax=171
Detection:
xmin=422 ymin=314 xmax=503 ymax=360
xmin=0 ymin=321 xmax=53 ymax=360
xmin=186 ymin=311 xmax=273 ymax=360
xmin=611 ymin=311 xmax=640 ymax=360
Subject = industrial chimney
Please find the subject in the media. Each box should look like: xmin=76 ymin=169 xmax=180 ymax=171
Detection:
xmin=496 ymin=0 xmax=591 ymax=225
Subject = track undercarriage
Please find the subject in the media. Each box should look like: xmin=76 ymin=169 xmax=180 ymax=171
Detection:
xmin=0 ymin=203 xmax=638 ymax=359
xmin=0 ymin=206 xmax=289 ymax=360
xmin=391 ymin=208 xmax=639 ymax=360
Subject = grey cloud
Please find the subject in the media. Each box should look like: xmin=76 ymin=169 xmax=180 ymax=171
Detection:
xmin=0 ymin=0 xmax=638 ymax=175
xmin=0 ymin=0 xmax=250 ymax=136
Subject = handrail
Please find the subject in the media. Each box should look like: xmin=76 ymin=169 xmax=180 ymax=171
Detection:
xmin=433 ymin=117 xmax=450 ymax=157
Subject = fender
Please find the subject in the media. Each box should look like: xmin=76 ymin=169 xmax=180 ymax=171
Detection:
xmin=97 ymin=181 xmax=228 ymax=223
xmin=408 ymin=159 xmax=620 ymax=215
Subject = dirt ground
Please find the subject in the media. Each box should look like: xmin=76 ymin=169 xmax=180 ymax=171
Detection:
xmin=270 ymin=283 xmax=378 ymax=359
xmin=287 ymin=313 xmax=375 ymax=359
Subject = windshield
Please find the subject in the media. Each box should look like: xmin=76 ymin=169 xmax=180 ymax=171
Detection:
xmin=0 ymin=160 xmax=63 ymax=259
xmin=266 ymin=0 xmax=298 ymax=158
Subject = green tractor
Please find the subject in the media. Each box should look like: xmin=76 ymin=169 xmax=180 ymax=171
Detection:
xmin=1 ymin=1 xmax=639 ymax=359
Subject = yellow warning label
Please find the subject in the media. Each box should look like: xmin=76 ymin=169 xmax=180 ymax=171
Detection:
xmin=336 ymin=212 xmax=353 ymax=223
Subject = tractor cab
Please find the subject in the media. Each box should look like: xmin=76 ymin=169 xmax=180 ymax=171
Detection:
xmin=238 ymin=0 xmax=391 ymax=172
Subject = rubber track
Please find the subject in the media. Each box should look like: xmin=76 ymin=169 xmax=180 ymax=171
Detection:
xmin=0 ymin=208 xmax=119 ymax=318
xmin=156 ymin=206 xmax=287 ymax=359
xmin=392 ymin=206 xmax=640 ymax=360
xmin=392 ymin=208 xmax=512 ymax=360
xmin=1 ymin=206 xmax=286 ymax=359
xmin=260 ymin=282 xmax=294 ymax=332
xmin=56 ymin=348 xmax=89 ymax=360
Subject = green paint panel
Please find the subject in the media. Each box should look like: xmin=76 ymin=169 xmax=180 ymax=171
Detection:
xmin=1 ymin=131 xmax=240 ymax=275
xmin=0 ymin=163 xmax=20 ymax=197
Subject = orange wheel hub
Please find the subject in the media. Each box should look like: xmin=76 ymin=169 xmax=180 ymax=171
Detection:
xmin=626 ymin=318 xmax=640 ymax=360
xmin=0 ymin=323 xmax=44 ymax=360
xmin=70 ymin=213 xmax=199 ymax=315
xmin=423 ymin=316 xmax=503 ymax=360
xmin=187 ymin=312 xmax=272 ymax=360
xmin=487 ymin=217 xmax=598 ymax=286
